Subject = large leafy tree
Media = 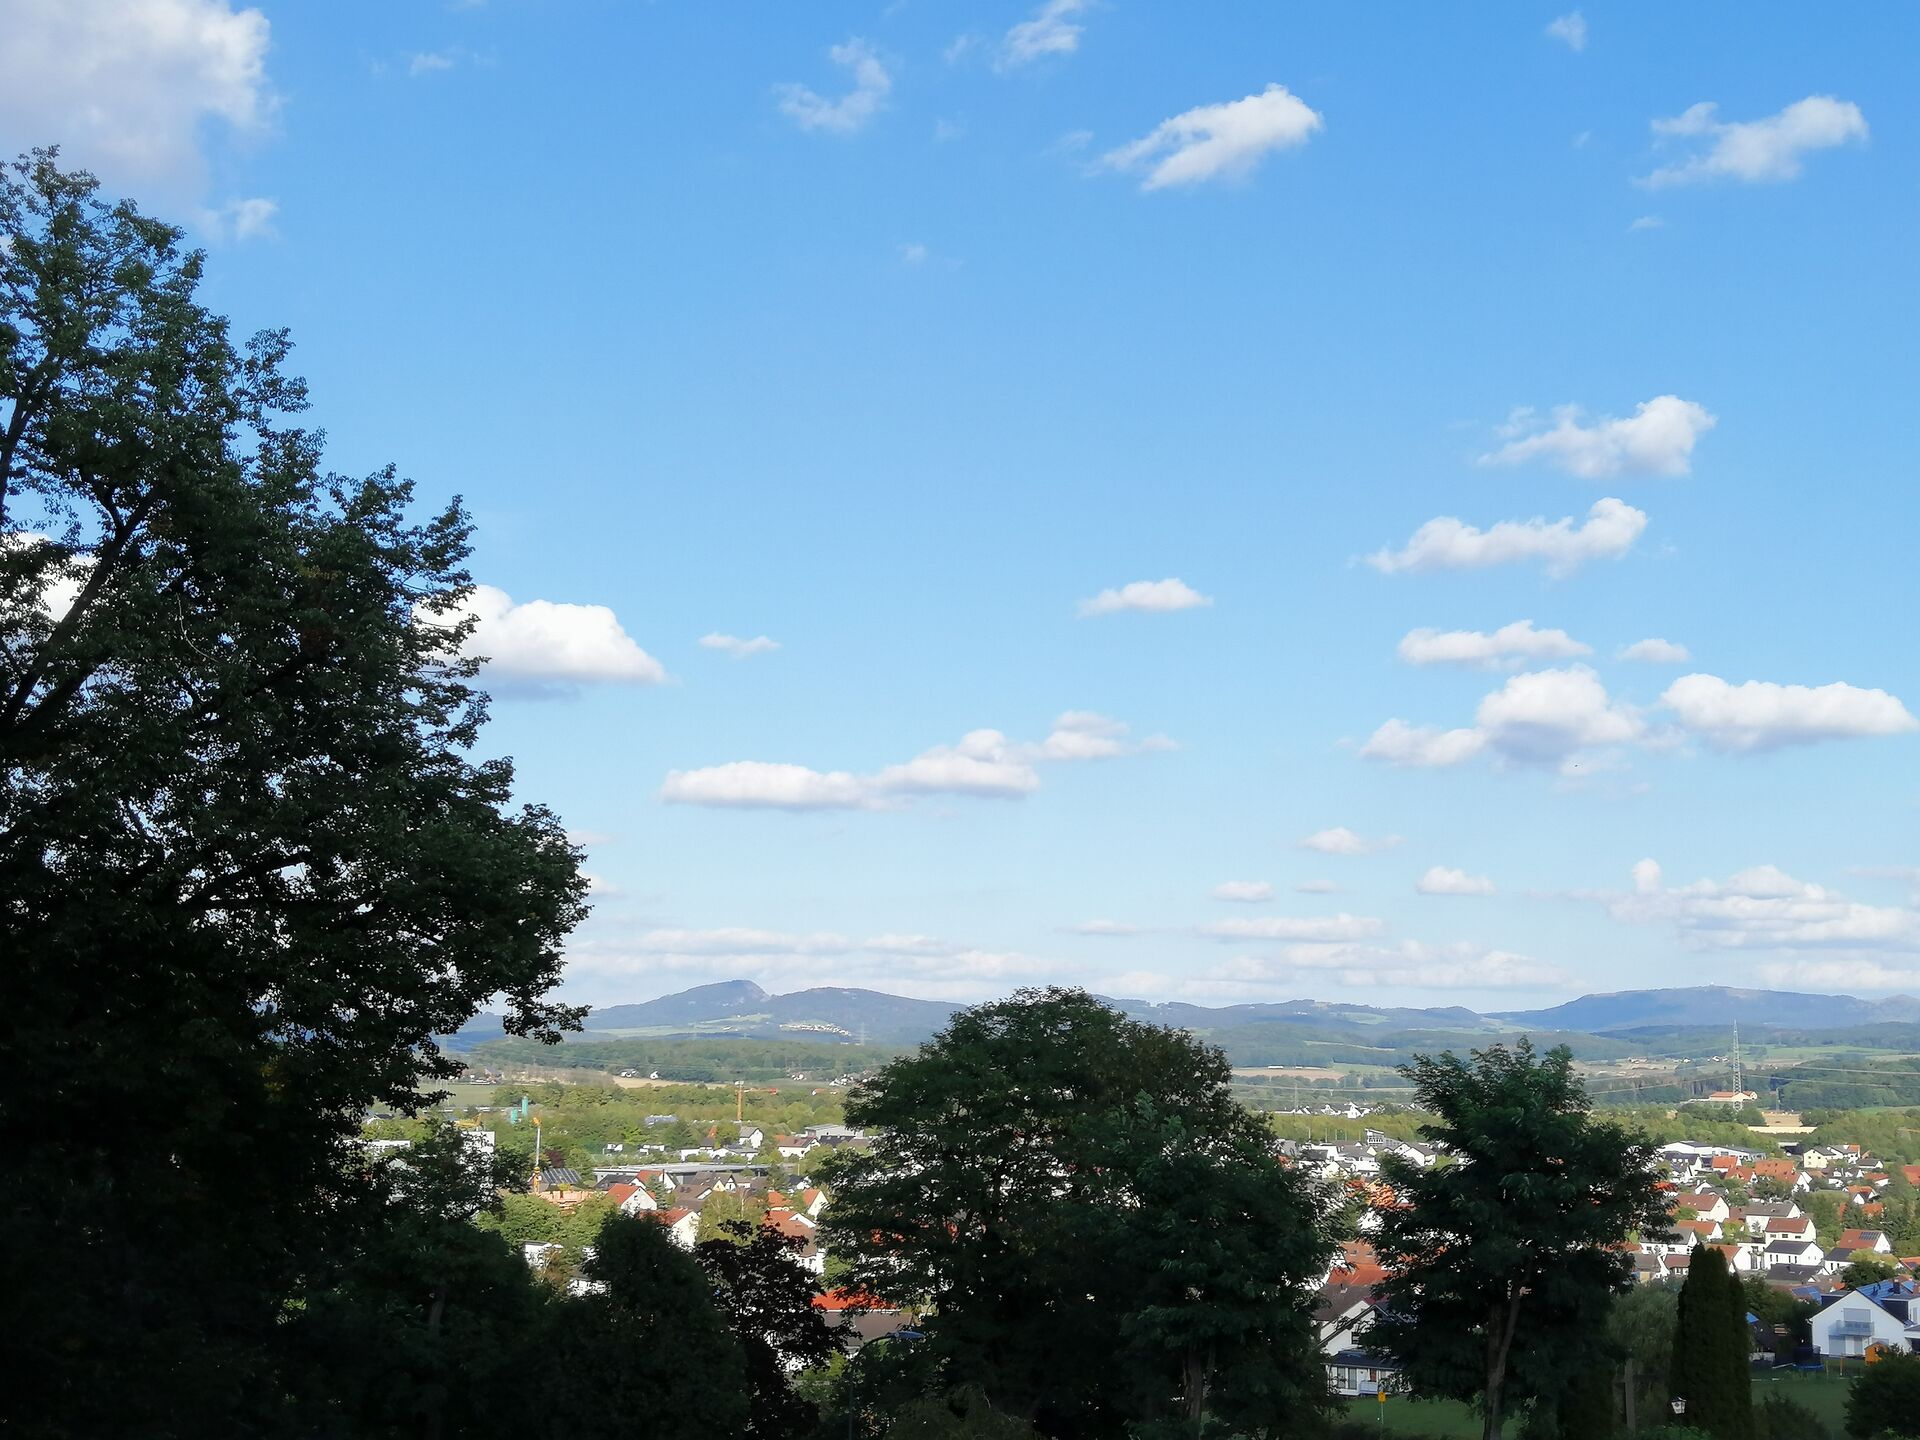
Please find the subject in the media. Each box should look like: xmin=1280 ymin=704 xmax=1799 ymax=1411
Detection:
xmin=543 ymin=1213 xmax=750 ymax=1427
xmin=695 ymin=1220 xmax=845 ymax=1438
xmin=281 ymin=1125 xmax=553 ymax=1440
xmin=1668 ymin=1246 xmax=1752 ymax=1440
xmin=1369 ymin=1041 xmax=1666 ymax=1440
xmin=822 ymin=987 xmax=1334 ymax=1437
xmin=1845 ymin=1352 xmax=1920 ymax=1438
xmin=0 ymin=153 xmax=587 ymax=1435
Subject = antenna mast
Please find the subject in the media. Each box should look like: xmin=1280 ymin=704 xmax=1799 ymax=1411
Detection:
xmin=1732 ymin=1020 xmax=1743 ymax=1099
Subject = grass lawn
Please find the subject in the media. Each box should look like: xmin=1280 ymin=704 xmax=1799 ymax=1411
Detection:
xmin=1751 ymin=1369 xmax=1854 ymax=1433
xmin=1341 ymin=1374 xmax=1856 ymax=1439
xmin=1341 ymin=1396 xmax=1479 ymax=1438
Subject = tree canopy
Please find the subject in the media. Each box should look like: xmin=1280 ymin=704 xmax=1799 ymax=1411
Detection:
xmin=1369 ymin=1040 xmax=1667 ymax=1440
xmin=823 ymin=986 xmax=1336 ymax=1436
xmin=1 ymin=151 xmax=587 ymax=1434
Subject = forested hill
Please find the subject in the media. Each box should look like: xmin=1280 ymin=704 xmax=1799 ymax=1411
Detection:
xmin=451 ymin=979 xmax=1920 ymax=1061
xmin=1491 ymin=985 xmax=1920 ymax=1032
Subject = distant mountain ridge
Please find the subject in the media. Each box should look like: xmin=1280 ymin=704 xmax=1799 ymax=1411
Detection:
xmin=1489 ymin=984 xmax=1920 ymax=1032
xmin=449 ymin=980 xmax=1920 ymax=1054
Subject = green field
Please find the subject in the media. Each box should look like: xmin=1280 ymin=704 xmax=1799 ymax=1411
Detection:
xmin=1751 ymin=1368 xmax=1854 ymax=1434
xmin=1341 ymin=1373 xmax=1857 ymax=1439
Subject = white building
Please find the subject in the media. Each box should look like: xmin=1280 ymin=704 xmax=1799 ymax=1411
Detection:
xmin=1811 ymin=1292 xmax=1920 ymax=1358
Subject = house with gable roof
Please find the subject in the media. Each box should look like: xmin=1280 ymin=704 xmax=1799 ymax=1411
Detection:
xmin=1811 ymin=1282 xmax=1920 ymax=1357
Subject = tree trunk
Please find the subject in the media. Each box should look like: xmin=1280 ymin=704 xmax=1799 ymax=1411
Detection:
xmin=424 ymin=1281 xmax=448 ymax=1440
xmin=1182 ymin=1344 xmax=1210 ymax=1428
xmin=1483 ymin=1290 xmax=1524 ymax=1440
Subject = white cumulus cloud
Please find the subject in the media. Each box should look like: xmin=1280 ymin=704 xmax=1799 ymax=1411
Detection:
xmin=1544 ymin=12 xmax=1588 ymax=50
xmin=1366 ymin=498 xmax=1647 ymax=577
xmin=1398 ymin=620 xmax=1591 ymax=669
xmin=999 ymin=0 xmax=1090 ymax=68
xmin=1481 ymin=396 xmax=1716 ymax=479
xmin=1661 ymin=674 xmax=1918 ymax=752
xmin=661 ymin=711 xmax=1171 ymax=811
xmin=1294 ymin=879 xmax=1339 ymax=895
xmin=1477 ymin=665 xmax=1645 ymax=764
xmin=776 ymin=38 xmax=891 ymax=135
xmin=1643 ymin=95 xmax=1868 ymax=187
xmin=1417 ymin=866 xmax=1496 ymax=897
xmin=1298 ymin=827 xmax=1402 ymax=856
xmin=1212 ymin=880 xmax=1275 ymax=903
xmin=1359 ymin=720 xmax=1488 ymax=769
xmin=566 ymin=926 xmax=1067 ymax=1001
xmin=1617 ymin=638 xmax=1691 ymax=664
xmin=1364 ymin=666 xmax=1643 ymax=771
xmin=1610 ymin=860 xmax=1920 ymax=954
xmin=1077 ymin=577 xmax=1213 ymax=617
xmin=448 ymin=584 xmax=667 ymax=689
xmin=699 ymin=632 xmax=781 ymax=659
xmin=1103 ymin=84 xmax=1323 ymax=191
xmin=0 ymin=0 xmax=275 ymax=212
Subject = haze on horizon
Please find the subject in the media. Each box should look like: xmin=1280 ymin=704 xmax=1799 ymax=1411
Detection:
xmin=11 ymin=0 xmax=1914 ymax=1013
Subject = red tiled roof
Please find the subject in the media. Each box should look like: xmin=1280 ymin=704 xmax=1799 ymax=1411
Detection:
xmin=813 ymin=1288 xmax=892 ymax=1311
xmin=607 ymin=1183 xmax=639 ymax=1205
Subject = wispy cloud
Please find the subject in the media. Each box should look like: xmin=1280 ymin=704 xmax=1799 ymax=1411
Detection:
xmin=1298 ymin=828 xmax=1401 ymax=856
xmin=1544 ymin=12 xmax=1587 ymax=51
xmin=1642 ymin=95 xmax=1867 ymax=187
xmin=1367 ymin=498 xmax=1647 ymax=576
xmin=1481 ymin=396 xmax=1715 ymax=479
xmin=776 ymin=38 xmax=891 ymax=135
xmin=999 ymin=0 xmax=1092 ymax=69
xmin=1398 ymin=620 xmax=1591 ymax=670
xmin=1103 ymin=84 xmax=1322 ymax=190
xmin=1077 ymin=577 xmax=1213 ymax=617
xmin=699 ymin=633 xmax=780 ymax=659
xmin=662 ymin=711 xmax=1173 ymax=811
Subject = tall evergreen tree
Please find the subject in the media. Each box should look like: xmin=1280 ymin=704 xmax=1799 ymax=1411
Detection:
xmin=1668 ymin=1246 xmax=1752 ymax=1440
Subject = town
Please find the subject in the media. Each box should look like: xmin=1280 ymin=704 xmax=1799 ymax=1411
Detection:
xmin=8 ymin=6 xmax=1915 ymax=1439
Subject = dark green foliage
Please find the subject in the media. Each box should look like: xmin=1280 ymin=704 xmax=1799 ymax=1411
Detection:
xmin=0 ymin=153 xmax=586 ymax=1435
xmin=824 ymin=987 xmax=1336 ymax=1436
xmin=543 ymin=1213 xmax=750 ymax=1426
xmin=1740 ymin=1276 xmax=1819 ymax=1364
xmin=1667 ymin=1247 xmax=1752 ymax=1440
xmin=472 ymin=1032 xmax=898 ymax=1080
xmin=695 ymin=1220 xmax=844 ymax=1438
xmin=1369 ymin=1041 xmax=1668 ymax=1440
xmin=1844 ymin=1352 xmax=1920 ymax=1437
xmin=1753 ymin=1393 xmax=1828 ymax=1440
xmin=1557 ymin=1360 xmax=1620 ymax=1440
xmin=1841 ymin=1258 xmax=1898 ymax=1289
xmin=883 ymin=1386 xmax=1040 ymax=1439
xmin=1612 ymin=1282 xmax=1681 ymax=1420
xmin=279 ymin=1126 xmax=553 ymax=1439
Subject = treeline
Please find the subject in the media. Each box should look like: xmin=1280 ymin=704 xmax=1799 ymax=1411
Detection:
xmin=472 ymin=1033 xmax=897 ymax=1082
xmin=374 ymin=1079 xmax=853 ymax=1169
xmin=1769 ymin=1058 xmax=1920 ymax=1113
xmin=1209 ymin=1024 xmax=1645 ymax=1069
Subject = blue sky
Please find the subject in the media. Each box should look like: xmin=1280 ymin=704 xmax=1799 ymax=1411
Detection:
xmin=9 ymin=1 xmax=1918 ymax=1011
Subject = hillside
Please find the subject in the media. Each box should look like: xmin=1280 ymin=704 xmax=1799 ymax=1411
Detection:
xmin=1490 ymin=985 xmax=1920 ymax=1033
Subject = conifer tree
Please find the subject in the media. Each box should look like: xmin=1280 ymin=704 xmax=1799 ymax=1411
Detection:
xmin=1668 ymin=1246 xmax=1752 ymax=1440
